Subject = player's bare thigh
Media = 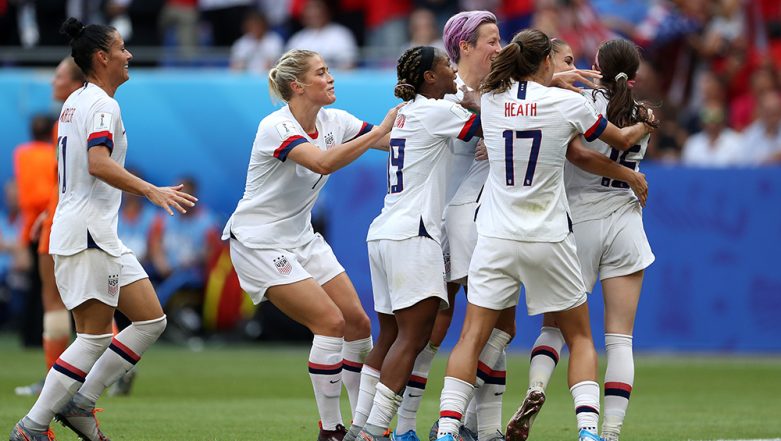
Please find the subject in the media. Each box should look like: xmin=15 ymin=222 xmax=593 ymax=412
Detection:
xmin=266 ymin=277 xmax=345 ymax=337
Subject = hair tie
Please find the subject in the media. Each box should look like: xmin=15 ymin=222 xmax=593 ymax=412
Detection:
xmin=78 ymin=25 xmax=86 ymax=37
xmin=397 ymin=83 xmax=415 ymax=90
xmin=615 ymin=72 xmax=629 ymax=82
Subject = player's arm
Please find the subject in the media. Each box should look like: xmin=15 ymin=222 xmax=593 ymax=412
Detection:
xmin=287 ymin=104 xmax=401 ymax=174
xmin=87 ymin=147 xmax=197 ymax=215
xmin=566 ymin=137 xmax=648 ymax=206
xmin=597 ymin=120 xmax=653 ymax=151
xmin=370 ymin=132 xmax=390 ymax=151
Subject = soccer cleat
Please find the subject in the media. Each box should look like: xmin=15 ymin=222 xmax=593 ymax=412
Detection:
xmin=344 ymin=424 xmax=362 ymax=441
xmin=318 ymin=423 xmax=348 ymax=441
xmin=391 ymin=429 xmax=420 ymax=441
xmin=427 ymin=421 xmax=473 ymax=441
xmin=54 ymin=400 xmax=110 ymax=441
xmin=356 ymin=429 xmax=391 ymax=441
xmin=578 ymin=429 xmax=603 ymax=441
xmin=505 ymin=389 xmax=545 ymax=441
xmin=433 ymin=435 xmax=460 ymax=441
xmin=108 ymin=368 xmax=136 ymax=397
xmin=9 ymin=420 xmax=55 ymax=441
xmin=14 ymin=380 xmax=45 ymax=397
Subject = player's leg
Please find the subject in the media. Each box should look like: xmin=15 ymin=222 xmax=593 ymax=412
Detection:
xmin=472 ymin=306 xmax=514 ymax=440
xmin=322 ymin=273 xmax=373 ymax=416
xmin=397 ymin=282 xmax=460 ymax=440
xmin=600 ymin=270 xmax=643 ymax=441
xmin=346 ymin=313 xmax=397 ymax=441
xmin=361 ymin=298 xmax=442 ymax=439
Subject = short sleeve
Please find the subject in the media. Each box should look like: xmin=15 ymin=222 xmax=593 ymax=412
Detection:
xmin=257 ymin=117 xmax=309 ymax=162
xmin=420 ymin=100 xmax=480 ymax=142
xmin=557 ymin=92 xmax=607 ymax=142
xmin=87 ymin=98 xmax=121 ymax=153
xmin=331 ymin=108 xmax=374 ymax=143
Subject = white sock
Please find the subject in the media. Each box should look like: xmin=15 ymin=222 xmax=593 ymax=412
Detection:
xmin=78 ymin=316 xmax=166 ymax=404
xmin=26 ymin=333 xmax=112 ymax=429
xmin=353 ymin=365 xmax=380 ymax=428
xmin=342 ymin=336 xmax=373 ymax=417
xmin=365 ymin=382 xmax=402 ymax=435
xmin=396 ymin=342 xmax=438 ymax=434
xmin=571 ymin=380 xmax=600 ymax=433
xmin=463 ymin=398 xmax=477 ymax=433
xmin=308 ymin=335 xmax=344 ymax=430
xmin=437 ymin=376 xmax=474 ymax=437
xmin=476 ymin=350 xmax=506 ymax=439
xmin=603 ymin=334 xmax=634 ymax=437
xmin=529 ymin=327 xmax=564 ymax=391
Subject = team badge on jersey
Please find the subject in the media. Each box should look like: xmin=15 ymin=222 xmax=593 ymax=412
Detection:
xmin=394 ymin=114 xmax=405 ymax=128
xmin=275 ymin=121 xmax=298 ymax=139
xmin=107 ymin=274 xmax=120 ymax=297
xmin=325 ymin=132 xmax=335 ymax=149
xmin=273 ymin=255 xmax=292 ymax=275
xmin=92 ymin=112 xmax=113 ymax=132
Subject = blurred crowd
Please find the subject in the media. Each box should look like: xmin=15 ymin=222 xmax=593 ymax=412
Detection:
xmin=2 ymin=0 xmax=781 ymax=340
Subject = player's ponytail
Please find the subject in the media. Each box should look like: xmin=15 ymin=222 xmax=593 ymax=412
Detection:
xmin=268 ymin=49 xmax=319 ymax=103
xmin=481 ymin=29 xmax=551 ymax=95
xmin=593 ymin=39 xmax=658 ymax=129
xmin=59 ymin=17 xmax=115 ymax=77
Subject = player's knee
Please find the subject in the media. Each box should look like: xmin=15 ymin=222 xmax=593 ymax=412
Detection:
xmin=346 ymin=310 xmax=371 ymax=337
xmin=316 ymin=312 xmax=345 ymax=337
xmin=43 ymin=310 xmax=72 ymax=340
xmin=133 ymin=315 xmax=167 ymax=341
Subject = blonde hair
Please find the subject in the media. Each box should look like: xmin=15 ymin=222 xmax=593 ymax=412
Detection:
xmin=268 ymin=49 xmax=319 ymax=102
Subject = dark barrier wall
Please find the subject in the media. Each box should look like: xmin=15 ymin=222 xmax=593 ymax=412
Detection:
xmin=2 ymin=72 xmax=779 ymax=352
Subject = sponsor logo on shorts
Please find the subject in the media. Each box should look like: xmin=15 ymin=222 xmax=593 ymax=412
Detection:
xmin=273 ymin=255 xmax=292 ymax=275
xmin=108 ymin=274 xmax=120 ymax=296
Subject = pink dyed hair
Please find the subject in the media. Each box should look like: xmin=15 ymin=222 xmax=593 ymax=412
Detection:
xmin=443 ymin=10 xmax=497 ymax=64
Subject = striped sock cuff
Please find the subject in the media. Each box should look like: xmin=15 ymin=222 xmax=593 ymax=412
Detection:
xmin=530 ymin=345 xmax=560 ymax=365
xmin=604 ymin=382 xmax=632 ymax=399
xmin=407 ymin=374 xmax=428 ymax=390
xmin=476 ymin=361 xmax=507 ymax=385
xmin=576 ymin=405 xmax=600 ymax=415
xmin=52 ymin=358 xmax=87 ymax=383
xmin=342 ymin=359 xmax=362 ymax=373
xmin=109 ymin=338 xmax=142 ymax=365
xmin=439 ymin=410 xmax=463 ymax=421
xmin=308 ymin=361 xmax=343 ymax=375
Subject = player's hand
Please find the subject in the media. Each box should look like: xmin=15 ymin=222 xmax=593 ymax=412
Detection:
xmin=551 ymin=69 xmax=602 ymax=93
xmin=628 ymin=171 xmax=648 ymax=207
xmin=145 ymin=184 xmax=198 ymax=216
xmin=475 ymin=139 xmax=488 ymax=161
xmin=29 ymin=211 xmax=48 ymax=242
xmin=379 ymin=103 xmax=405 ymax=134
xmin=644 ymin=108 xmax=657 ymax=133
xmin=458 ymin=85 xmax=481 ymax=113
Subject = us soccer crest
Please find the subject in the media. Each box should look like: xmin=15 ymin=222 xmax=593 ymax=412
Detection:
xmin=325 ymin=132 xmax=335 ymax=149
xmin=108 ymin=274 xmax=119 ymax=296
xmin=273 ymin=255 xmax=292 ymax=275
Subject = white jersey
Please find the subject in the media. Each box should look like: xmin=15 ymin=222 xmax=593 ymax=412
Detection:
xmin=366 ymin=95 xmax=479 ymax=243
xmin=50 ymin=82 xmax=128 ymax=257
xmin=565 ymin=91 xmax=649 ymax=223
xmin=223 ymin=105 xmax=371 ymax=248
xmin=479 ymin=80 xmax=607 ymax=242
xmin=444 ymin=75 xmax=490 ymax=206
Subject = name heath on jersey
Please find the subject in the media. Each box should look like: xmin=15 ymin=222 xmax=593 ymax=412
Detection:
xmin=504 ymin=102 xmax=538 ymax=117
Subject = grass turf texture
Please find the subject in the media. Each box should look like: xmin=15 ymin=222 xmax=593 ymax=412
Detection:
xmin=1 ymin=335 xmax=780 ymax=441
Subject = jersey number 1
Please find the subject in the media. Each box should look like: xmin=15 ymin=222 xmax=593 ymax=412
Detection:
xmin=58 ymin=136 xmax=67 ymax=193
xmin=503 ymin=129 xmax=542 ymax=186
xmin=388 ymin=138 xmax=406 ymax=194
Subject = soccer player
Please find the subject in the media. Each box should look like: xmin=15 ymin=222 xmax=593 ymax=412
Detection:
xmin=14 ymin=57 xmax=86 ymax=398
xmin=10 ymin=17 xmax=196 ymax=441
xmin=223 ymin=49 xmax=400 ymax=441
xmin=432 ymin=29 xmax=653 ymax=441
xmin=346 ymin=46 xmax=480 ymax=441
xmin=521 ymin=38 xmax=657 ymax=441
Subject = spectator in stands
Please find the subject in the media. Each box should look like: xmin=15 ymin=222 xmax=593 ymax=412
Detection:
xmin=682 ymin=102 xmax=743 ymax=166
xmin=148 ymin=176 xmax=219 ymax=307
xmin=730 ymin=67 xmax=780 ymax=131
xmin=286 ymin=0 xmax=358 ymax=70
xmin=363 ymin=0 xmax=411 ymax=66
xmin=159 ymin=0 xmax=199 ymax=57
xmin=0 ymin=181 xmax=27 ymax=327
xmin=741 ymin=93 xmax=781 ymax=164
xmin=404 ymin=8 xmax=445 ymax=52
xmin=199 ymin=0 xmax=253 ymax=47
xmin=230 ymin=10 xmax=283 ymax=73
xmin=118 ymin=194 xmax=155 ymax=267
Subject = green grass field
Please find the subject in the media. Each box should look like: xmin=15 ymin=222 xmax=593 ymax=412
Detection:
xmin=1 ymin=335 xmax=780 ymax=441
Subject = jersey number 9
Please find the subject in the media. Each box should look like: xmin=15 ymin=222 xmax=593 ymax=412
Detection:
xmin=388 ymin=138 xmax=406 ymax=194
